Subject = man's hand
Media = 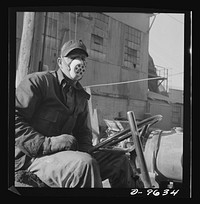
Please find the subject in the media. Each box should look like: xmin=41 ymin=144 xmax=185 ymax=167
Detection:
xmin=42 ymin=134 xmax=78 ymax=155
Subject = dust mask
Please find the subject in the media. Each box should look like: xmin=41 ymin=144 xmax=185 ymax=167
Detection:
xmin=69 ymin=59 xmax=86 ymax=80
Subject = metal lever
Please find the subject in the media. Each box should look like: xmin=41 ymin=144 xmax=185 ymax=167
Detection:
xmin=127 ymin=111 xmax=152 ymax=188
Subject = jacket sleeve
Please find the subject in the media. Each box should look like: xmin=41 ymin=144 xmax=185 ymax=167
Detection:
xmin=15 ymin=74 xmax=46 ymax=158
xmin=72 ymin=102 xmax=93 ymax=153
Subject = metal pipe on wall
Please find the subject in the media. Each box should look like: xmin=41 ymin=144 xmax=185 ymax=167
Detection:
xmin=29 ymin=12 xmax=45 ymax=74
xmin=69 ymin=12 xmax=71 ymax=40
xmin=39 ymin=12 xmax=48 ymax=71
xmin=75 ymin=12 xmax=78 ymax=40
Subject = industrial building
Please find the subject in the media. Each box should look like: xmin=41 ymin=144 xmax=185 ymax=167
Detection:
xmin=16 ymin=12 xmax=183 ymax=135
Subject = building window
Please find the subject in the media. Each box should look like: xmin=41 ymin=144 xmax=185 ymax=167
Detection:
xmin=124 ymin=46 xmax=138 ymax=67
xmin=91 ymin=34 xmax=104 ymax=53
xmin=123 ymin=25 xmax=141 ymax=68
xmin=90 ymin=13 xmax=108 ymax=60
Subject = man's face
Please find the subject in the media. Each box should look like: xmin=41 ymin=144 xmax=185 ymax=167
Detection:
xmin=60 ymin=52 xmax=87 ymax=81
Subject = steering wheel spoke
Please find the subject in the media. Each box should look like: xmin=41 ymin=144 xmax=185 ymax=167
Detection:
xmin=89 ymin=114 xmax=162 ymax=154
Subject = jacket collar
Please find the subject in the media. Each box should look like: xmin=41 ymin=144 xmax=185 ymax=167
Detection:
xmin=56 ymin=69 xmax=90 ymax=100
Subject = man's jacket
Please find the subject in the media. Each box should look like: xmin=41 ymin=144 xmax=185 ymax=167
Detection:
xmin=15 ymin=69 xmax=93 ymax=171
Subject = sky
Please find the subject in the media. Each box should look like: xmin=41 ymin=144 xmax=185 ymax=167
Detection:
xmin=148 ymin=13 xmax=185 ymax=90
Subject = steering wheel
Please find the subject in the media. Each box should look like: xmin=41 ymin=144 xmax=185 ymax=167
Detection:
xmin=88 ymin=114 xmax=162 ymax=154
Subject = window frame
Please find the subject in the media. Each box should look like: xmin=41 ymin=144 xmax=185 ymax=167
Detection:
xmin=123 ymin=25 xmax=141 ymax=69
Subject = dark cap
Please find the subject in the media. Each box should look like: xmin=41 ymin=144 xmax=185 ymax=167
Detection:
xmin=61 ymin=39 xmax=88 ymax=57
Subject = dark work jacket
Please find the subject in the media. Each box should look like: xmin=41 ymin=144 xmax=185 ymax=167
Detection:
xmin=15 ymin=69 xmax=92 ymax=171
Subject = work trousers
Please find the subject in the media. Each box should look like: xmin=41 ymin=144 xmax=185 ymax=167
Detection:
xmin=28 ymin=150 xmax=139 ymax=188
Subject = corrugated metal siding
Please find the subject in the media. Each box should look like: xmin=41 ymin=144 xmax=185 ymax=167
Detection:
xmin=16 ymin=12 xmax=150 ymax=126
xmin=16 ymin=12 xmax=24 ymax=69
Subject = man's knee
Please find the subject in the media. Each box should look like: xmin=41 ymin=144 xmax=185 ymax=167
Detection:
xmin=70 ymin=152 xmax=100 ymax=175
xmin=57 ymin=151 xmax=98 ymax=169
xmin=61 ymin=151 xmax=102 ymax=187
xmin=74 ymin=152 xmax=98 ymax=167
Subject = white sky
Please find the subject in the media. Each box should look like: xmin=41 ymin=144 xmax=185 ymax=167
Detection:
xmin=148 ymin=13 xmax=185 ymax=90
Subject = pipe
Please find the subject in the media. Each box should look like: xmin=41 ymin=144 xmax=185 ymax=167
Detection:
xmin=69 ymin=12 xmax=71 ymax=40
xmin=39 ymin=12 xmax=48 ymax=71
xmin=147 ymin=13 xmax=158 ymax=33
xmin=127 ymin=111 xmax=152 ymax=188
xmin=75 ymin=12 xmax=78 ymax=40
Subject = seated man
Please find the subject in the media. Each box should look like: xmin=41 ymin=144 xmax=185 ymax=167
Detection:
xmin=15 ymin=39 xmax=143 ymax=188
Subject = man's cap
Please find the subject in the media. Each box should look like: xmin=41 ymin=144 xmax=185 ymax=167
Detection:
xmin=61 ymin=40 xmax=88 ymax=57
